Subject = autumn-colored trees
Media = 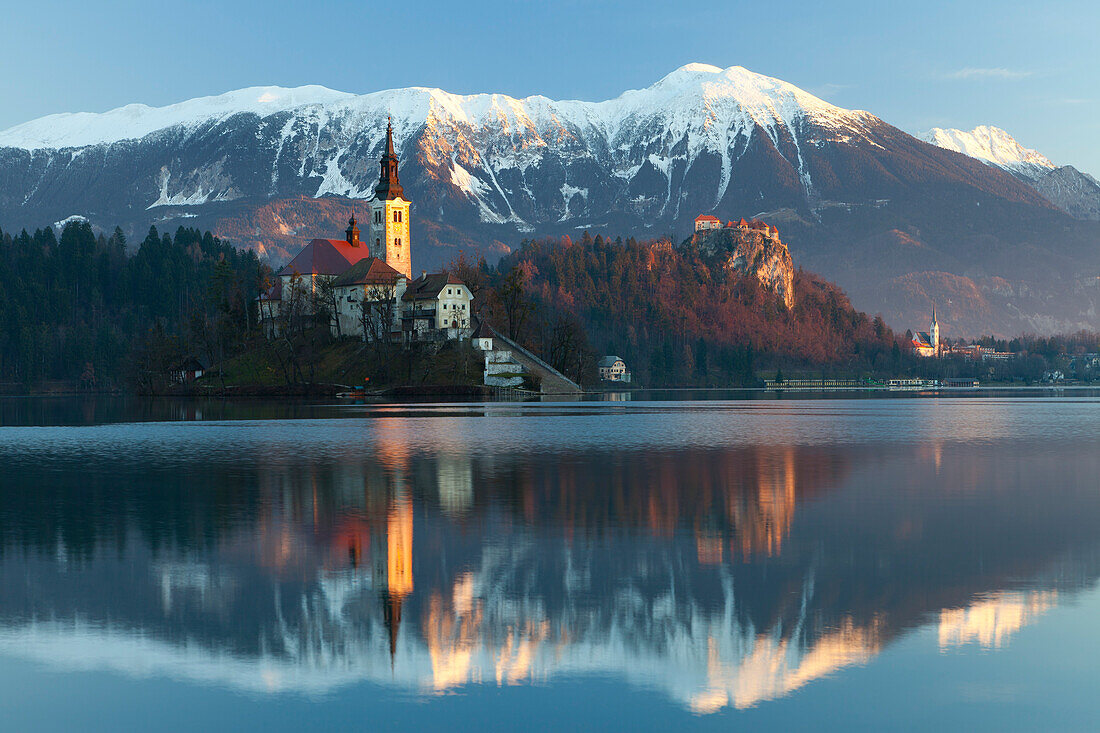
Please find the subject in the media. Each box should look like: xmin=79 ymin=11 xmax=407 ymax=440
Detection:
xmin=463 ymin=234 xmax=905 ymax=387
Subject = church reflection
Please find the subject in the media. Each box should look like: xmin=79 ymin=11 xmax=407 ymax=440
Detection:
xmin=2 ymin=436 xmax=1100 ymax=712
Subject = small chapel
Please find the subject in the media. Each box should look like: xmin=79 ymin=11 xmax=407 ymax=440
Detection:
xmin=258 ymin=120 xmax=473 ymax=342
xmin=911 ymin=306 xmax=940 ymax=357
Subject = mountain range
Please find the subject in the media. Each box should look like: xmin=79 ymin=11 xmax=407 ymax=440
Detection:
xmin=1 ymin=63 xmax=1098 ymax=337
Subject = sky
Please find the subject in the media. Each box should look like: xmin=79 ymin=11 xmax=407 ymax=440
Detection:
xmin=1 ymin=0 xmax=1098 ymax=175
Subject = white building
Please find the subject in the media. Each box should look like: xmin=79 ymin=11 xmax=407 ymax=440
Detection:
xmin=331 ymin=257 xmax=407 ymax=340
xmin=911 ymin=306 xmax=940 ymax=358
xmin=694 ymin=214 xmax=722 ymax=232
xmin=598 ymin=356 xmax=630 ymax=382
xmin=401 ymin=273 xmax=473 ymax=341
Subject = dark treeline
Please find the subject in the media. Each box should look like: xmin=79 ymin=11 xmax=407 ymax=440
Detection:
xmin=0 ymin=221 xmax=263 ymax=389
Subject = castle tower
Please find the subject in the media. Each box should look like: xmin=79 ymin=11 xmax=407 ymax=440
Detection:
xmin=369 ymin=119 xmax=412 ymax=279
xmin=930 ymin=304 xmax=940 ymax=356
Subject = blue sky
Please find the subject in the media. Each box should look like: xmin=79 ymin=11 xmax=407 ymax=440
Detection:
xmin=2 ymin=0 xmax=1098 ymax=174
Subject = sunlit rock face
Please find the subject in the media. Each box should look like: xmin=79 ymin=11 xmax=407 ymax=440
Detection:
xmin=690 ymin=226 xmax=796 ymax=309
xmin=2 ymin=408 xmax=1100 ymax=714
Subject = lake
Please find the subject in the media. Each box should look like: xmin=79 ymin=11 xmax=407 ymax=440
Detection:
xmin=1 ymin=394 xmax=1099 ymax=731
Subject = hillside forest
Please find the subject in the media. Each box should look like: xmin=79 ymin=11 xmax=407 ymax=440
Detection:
xmin=1 ymin=222 xmax=1098 ymax=391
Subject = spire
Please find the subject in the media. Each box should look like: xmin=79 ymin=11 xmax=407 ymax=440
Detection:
xmin=932 ymin=302 xmax=937 ymax=325
xmin=346 ymin=215 xmax=360 ymax=246
xmin=382 ymin=590 xmax=403 ymax=668
xmin=375 ymin=117 xmax=404 ymax=200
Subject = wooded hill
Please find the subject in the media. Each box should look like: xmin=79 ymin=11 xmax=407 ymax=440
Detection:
xmin=466 ymin=232 xmax=904 ymax=388
xmin=0 ymin=222 xmax=263 ymax=389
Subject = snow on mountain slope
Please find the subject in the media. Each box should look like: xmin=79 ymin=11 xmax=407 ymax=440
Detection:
xmin=0 ymin=65 xmax=867 ymax=154
xmin=0 ymin=86 xmax=355 ymax=150
xmin=0 ymin=64 xmax=914 ymax=239
xmin=921 ymin=124 xmax=1100 ymax=221
xmin=920 ymin=125 xmax=1054 ymax=180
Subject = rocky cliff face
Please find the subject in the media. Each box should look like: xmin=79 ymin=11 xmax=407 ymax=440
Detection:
xmin=1032 ymin=166 xmax=1100 ymax=221
xmin=690 ymin=226 xmax=795 ymax=309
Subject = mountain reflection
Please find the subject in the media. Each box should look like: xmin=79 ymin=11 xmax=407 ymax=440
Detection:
xmin=2 ymin=420 xmax=1100 ymax=713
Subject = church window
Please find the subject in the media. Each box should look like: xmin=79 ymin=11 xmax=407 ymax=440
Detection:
xmin=374 ymin=211 xmax=382 ymax=224
xmin=375 ymin=238 xmax=380 ymax=248
xmin=395 ymin=237 xmax=401 ymax=248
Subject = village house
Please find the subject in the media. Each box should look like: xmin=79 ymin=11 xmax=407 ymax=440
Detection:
xmin=598 ymin=355 xmax=630 ymax=382
xmin=401 ymin=273 xmax=473 ymax=342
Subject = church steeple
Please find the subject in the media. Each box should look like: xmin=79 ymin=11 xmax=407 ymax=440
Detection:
xmin=375 ymin=118 xmax=404 ymax=201
xmin=930 ymin=303 xmax=940 ymax=355
xmin=345 ymin=215 xmax=360 ymax=246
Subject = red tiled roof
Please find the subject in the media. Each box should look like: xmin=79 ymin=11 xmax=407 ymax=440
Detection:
xmin=738 ymin=218 xmax=749 ymax=227
xmin=695 ymin=214 xmax=721 ymax=222
xmin=332 ymin=257 xmax=404 ymax=287
xmin=276 ymin=239 xmax=371 ymax=278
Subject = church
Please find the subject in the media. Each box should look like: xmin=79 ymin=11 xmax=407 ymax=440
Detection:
xmin=259 ymin=121 xmax=473 ymax=342
xmin=910 ymin=306 xmax=940 ymax=357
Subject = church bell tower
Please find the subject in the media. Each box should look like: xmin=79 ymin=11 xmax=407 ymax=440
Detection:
xmin=930 ymin=304 xmax=940 ymax=356
xmin=369 ymin=119 xmax=412 ymax=279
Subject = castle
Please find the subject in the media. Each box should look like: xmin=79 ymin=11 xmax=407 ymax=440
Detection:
xmin=694 ymin=214 xmax=781 ymax=241
xmin=259 ymin=121 xmax=473 ymax=342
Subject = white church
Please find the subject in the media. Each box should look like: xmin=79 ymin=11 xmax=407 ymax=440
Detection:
xmin=258 ymin=121 xmax=473 ymax=342
xmin=910 ymin=306 xmax=940 ymax=357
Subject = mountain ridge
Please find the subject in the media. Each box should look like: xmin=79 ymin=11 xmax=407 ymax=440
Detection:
xmin=1 ymin=64 xmax=1098 ymax=337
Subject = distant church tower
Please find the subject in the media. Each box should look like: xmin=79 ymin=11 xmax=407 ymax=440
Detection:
xmin=930 ymin=304 xmax=940 ymax=356
xmin=369 ymin=119 xmax=412 ymax=279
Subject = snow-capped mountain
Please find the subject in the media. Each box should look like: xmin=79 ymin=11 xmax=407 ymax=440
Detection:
xmin=0 ymin=64 xmax=905 ymax=232
xmin=921 ymin=125 xmax=1100 ymax=221
xmin=920 ymin=125 xmax=1054 ymax=180
xmin=1 ymin=63 xmax=1098 ymax=335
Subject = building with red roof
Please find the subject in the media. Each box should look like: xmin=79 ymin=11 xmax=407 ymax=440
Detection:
xmin=694 ymin=214 xmax=722 ymax=232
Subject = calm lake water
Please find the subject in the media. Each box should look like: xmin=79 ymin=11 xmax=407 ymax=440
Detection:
xmin=2 ymin=394 xmax=1099 ymax=731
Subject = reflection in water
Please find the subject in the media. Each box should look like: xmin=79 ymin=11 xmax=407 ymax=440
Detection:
xmin=938 ymin=591 xmax=1058 ymax=651
xmin=1 ymin=401 xmax=1100 ymax=718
